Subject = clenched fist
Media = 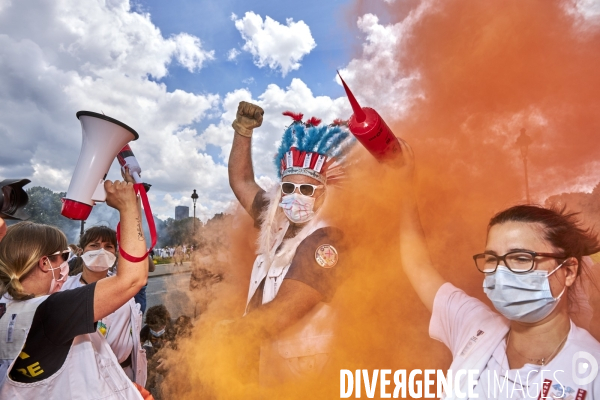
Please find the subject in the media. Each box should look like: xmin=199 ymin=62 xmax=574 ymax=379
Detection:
xmin=232 ymin=101 xmax=264 ymax=138
xmin=104 ymin=180 xmax=138 ymax=213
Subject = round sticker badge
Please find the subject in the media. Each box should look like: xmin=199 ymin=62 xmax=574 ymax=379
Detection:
xmin=315 ymin=244 xmax=338 ymax=268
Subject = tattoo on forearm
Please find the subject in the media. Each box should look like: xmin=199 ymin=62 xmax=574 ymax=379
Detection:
xmin=136 ymin=217 xmax=144 ymax=241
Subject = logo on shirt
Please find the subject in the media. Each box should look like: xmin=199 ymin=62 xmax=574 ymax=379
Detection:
xmin=459 ymin=329 xmax=485 ymax=357
xmin=572 ymin=351 xmax=598 ymax=386
xmin=315 ymin=244 xmax=338 ymax=268
xmin=97 ymin=321 xmax=108 ymax=337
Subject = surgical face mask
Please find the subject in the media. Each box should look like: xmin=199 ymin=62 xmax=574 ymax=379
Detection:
xmin=150 ymin=326 xmax=166 ymax=337
xmin=48 ymin=260 xmax=69 ymax=294
xmin=483 ymin=261 xmax=567 ymax=323
xmin=279 ymin=193 xmax=316 ymax=224
xmin=82 ymin=248 xmax=116 ymax=272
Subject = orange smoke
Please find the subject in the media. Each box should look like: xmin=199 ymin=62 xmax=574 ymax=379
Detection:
xmin=160 ymin=1 xmax=600 ymax=398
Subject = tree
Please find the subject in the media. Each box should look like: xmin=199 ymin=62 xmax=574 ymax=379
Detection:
xmin=23 ymin=186 xmax=80 ymax=242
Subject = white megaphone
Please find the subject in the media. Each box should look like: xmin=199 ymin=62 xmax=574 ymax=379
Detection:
xmin=61 ymin=111 xmax=139 ymax=220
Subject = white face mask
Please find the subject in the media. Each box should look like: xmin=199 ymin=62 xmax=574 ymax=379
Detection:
xmin=48 ymin=260 xmax=69 ymax=294
xmin=279 ymin=193 xmax=316 ymax=224
xmin=81 ymin=248 xmax=116 ymax=272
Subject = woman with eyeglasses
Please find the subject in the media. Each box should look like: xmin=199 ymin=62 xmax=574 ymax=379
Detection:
xmin=0 ymin=181 xmax=149 ymax=399
xmin=396 ymin=139 xmax=600 ymax=398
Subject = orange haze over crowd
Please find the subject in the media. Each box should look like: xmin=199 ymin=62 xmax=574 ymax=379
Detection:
xmin=161 ymin=1 xmax=600 ymax=398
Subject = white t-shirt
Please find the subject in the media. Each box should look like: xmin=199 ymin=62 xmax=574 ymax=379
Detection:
xmin=430 ymin=283 xmax=600 ymax=399
xmin=61 ymin=273 xmax=134 ymax=363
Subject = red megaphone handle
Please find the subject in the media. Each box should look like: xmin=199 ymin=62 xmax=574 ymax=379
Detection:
xmin=116 ymin=183 xmax=157 ymax=263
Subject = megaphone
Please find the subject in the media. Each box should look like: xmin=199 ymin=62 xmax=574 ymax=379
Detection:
xmin=0 ymin=179 xmax=31 ymax=220
xmin=61 ymin=111 xmax=139 ymax=220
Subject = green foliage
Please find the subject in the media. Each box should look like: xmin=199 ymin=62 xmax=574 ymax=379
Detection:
xmin=15 ymin=186 xmax=229 ymax=248
xmin=22 ymin=186 xmax=80 ymax=242
xmin=161 ymin=217 xmax=196 ymax=247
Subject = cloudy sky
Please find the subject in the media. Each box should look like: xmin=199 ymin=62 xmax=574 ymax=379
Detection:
xmin=1 ymin=0 xmax=599 ymax=222
xmin=0 ymin=0 xmax=403 ymax=220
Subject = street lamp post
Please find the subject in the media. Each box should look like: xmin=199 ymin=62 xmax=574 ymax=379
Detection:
xmin=191 ymin=189 xmax=198 ymax=235
xmin=515 ymin=128 xmax=533 ymax=203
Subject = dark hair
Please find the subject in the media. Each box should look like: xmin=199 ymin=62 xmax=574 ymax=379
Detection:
xmin=145 ymin=304 xmax=171 ymax=326
xmin=488 ymin=205 xmax=600 ymax=264
xmin=79 ymin=226 xmax=117 ymax=250
xmin=489 ymin=205 xmax=600 ymax=319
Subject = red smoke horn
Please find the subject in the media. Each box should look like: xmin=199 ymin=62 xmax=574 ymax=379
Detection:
xmin=337 ymin=71 xmax=366 ymax=123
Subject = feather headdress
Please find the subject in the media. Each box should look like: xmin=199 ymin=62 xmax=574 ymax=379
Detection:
xmin=275 ymin=112 xmax=355 ymax=185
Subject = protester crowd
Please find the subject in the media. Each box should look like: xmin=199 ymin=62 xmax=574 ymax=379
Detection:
xmin=0 ymin=170 xmax=194 ymax=399
xmin=153 ymin=245 xmax=193 ymax=265
xmin=1 ymin=100 xmax=600 ymax=399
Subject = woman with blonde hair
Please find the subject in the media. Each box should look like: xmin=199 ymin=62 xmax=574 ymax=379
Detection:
xmin=0 ymin=180 xmax=149 ymax=399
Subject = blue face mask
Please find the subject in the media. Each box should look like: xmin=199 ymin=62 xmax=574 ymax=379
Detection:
xmin=483 ymin=261 xmax=566 ymax=323
xmin=150 ymin=327 xmax=166 ymax=337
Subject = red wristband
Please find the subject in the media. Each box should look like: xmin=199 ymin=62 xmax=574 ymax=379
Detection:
xmin=116 ymin=183 xmax=157 ymax=263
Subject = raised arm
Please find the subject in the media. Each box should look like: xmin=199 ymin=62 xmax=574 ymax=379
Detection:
xmin=0 ymin=217 xmax=6 ymax=242
xmin=93 ymin=180 xmax=148 ymax=321
xmin=397 ymin=138 xmax=446 ymax=313
xmin=228 ymin=101 xmax=264 ymax=215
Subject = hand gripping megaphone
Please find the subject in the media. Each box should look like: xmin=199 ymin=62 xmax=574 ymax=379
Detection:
xmin=117 ymin=145 xmax=152 ymax=192
xmin=61 ymin=111 xmax=139 ymax=220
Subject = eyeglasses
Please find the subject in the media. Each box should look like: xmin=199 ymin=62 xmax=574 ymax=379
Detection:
xmin=473 ymin=250 xmax=566 ymax=274
xmin=280 ymin=182 xmax=323 ymax=197
xmin=47 ymin=249 xmax=70 ymax=262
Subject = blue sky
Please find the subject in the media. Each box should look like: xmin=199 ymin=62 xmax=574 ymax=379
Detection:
xmin=0 ymin=0 xmax=409 ymax=222
xmin=139 ymin=0 xmax=357 ymax=98
xmin=6 ymin=0 xmax=597 ymax=224
xmin=138 ymin=0 xmax=362 ymax=163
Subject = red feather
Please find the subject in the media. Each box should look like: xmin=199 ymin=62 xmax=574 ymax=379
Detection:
xmin=282 ymin=111 xmax=304 ymax=122
xmin=331 ymin=118 xmax=347 ymax=126
xmin=305 ymin=117 xmax=322 ymax=126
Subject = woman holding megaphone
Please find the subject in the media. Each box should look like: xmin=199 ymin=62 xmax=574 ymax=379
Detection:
xmin=0 ymin=180 xmax=150 ymax=399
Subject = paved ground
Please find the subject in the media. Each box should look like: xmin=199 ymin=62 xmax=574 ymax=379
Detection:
xmin=146 ymin=262 xmax=196 ymax=320
xmin=148 ymin=261 xmax=192 ymax=278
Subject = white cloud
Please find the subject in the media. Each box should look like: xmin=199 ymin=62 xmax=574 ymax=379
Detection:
xmin=336 ymin=7 xmax=431 ymax=122
xmin=0 ymin=0 xmax=11 ymax=12
xmin=232 ymin=11 xmax=316 ymax=76
xmin=227 ymin=48 xmax=240 ymax=61
xmin=0 ymin=0 xmax=430 ymax=223
xmin=173 ymin=33 xmax=215 ymax=72
xmin=573 ymin=0 xmax=600 ymax=18
xmin=201 ymin=78 xmax=351 ymax=179
xmin=0 ymin=0 xmax=229 ymax=219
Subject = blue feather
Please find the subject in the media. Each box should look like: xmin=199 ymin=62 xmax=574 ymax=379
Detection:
xmin=332 ymin=136 xmax=356 ymax=158
xmin=325 ymin=129 xmax=349 ymax=155
xmin=274 ymin=124 xmax=296 ymax=176
xmin=316 ymin=126 xmax=342 ymax=154
xmin=294 ymin=124 xmax=306 ymax=148
xmin=302 ymin=125 xmax=325 ymax=152
xmin=274 ymin=121 xmax=357 ymax=176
